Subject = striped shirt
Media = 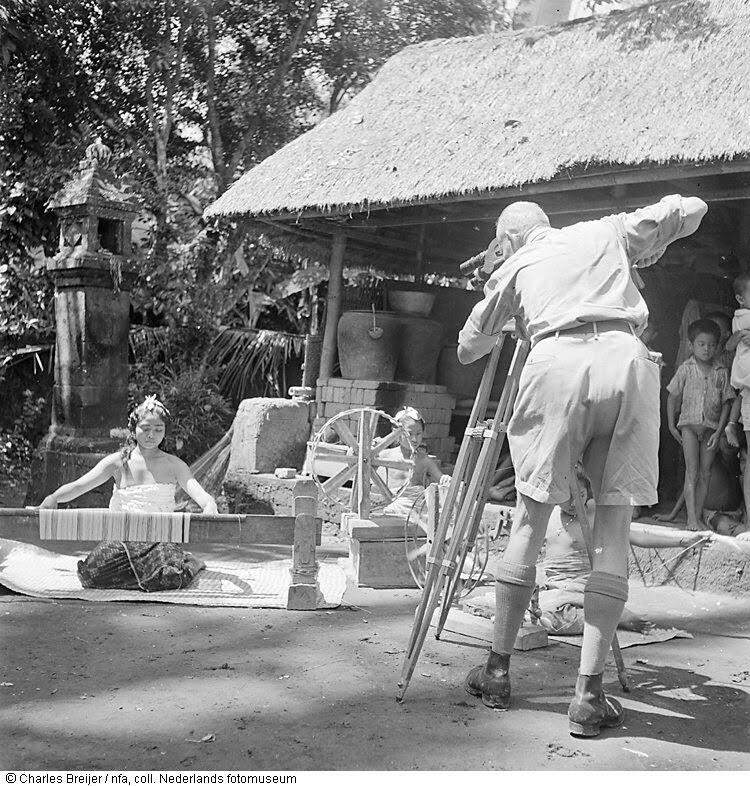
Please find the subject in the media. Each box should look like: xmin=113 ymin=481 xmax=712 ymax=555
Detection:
xmin=666 ymin=356 xmax=734 ymax=430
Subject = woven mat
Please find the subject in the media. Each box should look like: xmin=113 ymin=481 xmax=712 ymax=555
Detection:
xmin=0 ymin=538 xmax=347 ymax=609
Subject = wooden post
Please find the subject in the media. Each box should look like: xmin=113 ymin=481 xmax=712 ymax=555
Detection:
xmin=415 ymin=224 xmax=426 ymax=282
xmin=319 ymin=231 xmax=346 ymax=381
xmin=738 ymin=204 xmax=750 ymax=273
xmin=287 ymin=479 xmax=320 ymax=610
xmin=425 ymin=482 xmax=439 ymax=546
xmin=356 ymin=409 xmax=371 ymax=520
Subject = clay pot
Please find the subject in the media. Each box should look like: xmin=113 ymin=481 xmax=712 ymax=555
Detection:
xmin=437 ymin=343 xmax=485 ymax=398
xmin=394 ymin=315 xmax=444 ymax=383
xmin=438 ymin=339 xmax=518 ymax=401
xmin=337 ymin=310 xmax=401 ymax=381
xmin=387 ymin=288 xmax=436 ymax=317
xmin=432 ymin=287 xmax=482 ymax=343
xmin=491 ymin=338 xmax=519 ymax=400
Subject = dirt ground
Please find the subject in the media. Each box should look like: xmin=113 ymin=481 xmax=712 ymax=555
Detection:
xmin=2 ymin=536 xmax=750 ymax=772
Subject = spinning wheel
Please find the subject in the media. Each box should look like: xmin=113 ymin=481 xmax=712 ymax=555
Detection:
xmin=404 ymin=485 xmax=491 ymax=596
xmin=308 ymin=407 xmax=416 ymax=518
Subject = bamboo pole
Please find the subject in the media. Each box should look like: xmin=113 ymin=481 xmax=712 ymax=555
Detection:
xmin=319 ymin=231 xmax=346 ymax=380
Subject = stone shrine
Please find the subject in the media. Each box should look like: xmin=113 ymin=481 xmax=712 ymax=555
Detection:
xmin=29 ymin=140 xmax=140 ymax=506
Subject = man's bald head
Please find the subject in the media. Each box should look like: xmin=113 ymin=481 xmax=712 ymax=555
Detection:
xmin=496 ymin=201 xmax=550 ymax=244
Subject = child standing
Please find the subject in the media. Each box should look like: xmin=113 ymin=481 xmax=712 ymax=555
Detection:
xmin=666 ymin=319 xmax=734 ymax=530
xmin=722 ymin=274 xmax=750 ymax=529
xmin=705 ymin=310 xmax=734 ymax=369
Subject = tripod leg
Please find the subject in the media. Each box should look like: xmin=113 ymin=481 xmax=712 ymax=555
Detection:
xmin=611 ymin=636 xmax=630 ymax=692
xmin=570 ymin=471 xmax=630 ymax=693
xmin=398 ymin=341 xmax=504 ymax=701
xmin=435 ymin=435 xmax=503 ymax=637
xmin=436 ymin=340 xmax=529 ymax=638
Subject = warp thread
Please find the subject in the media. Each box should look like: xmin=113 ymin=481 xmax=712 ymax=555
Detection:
xmin=39 ymin=509 xmax=190 ymax=542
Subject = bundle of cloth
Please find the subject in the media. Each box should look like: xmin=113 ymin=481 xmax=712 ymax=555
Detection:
xmin=78 ymin=540 xmax=205 ymax=592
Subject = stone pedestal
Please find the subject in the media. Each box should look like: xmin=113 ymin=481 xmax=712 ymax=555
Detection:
xmin=222 ymin=471 xmax=342 ymax=526
xmin=224 ymin=398 xmax=312 ymax=483
xmin=29 ymin=263 xmax=132 ymax=506
xmin=345 ymin=515 xmax=421 ymax=588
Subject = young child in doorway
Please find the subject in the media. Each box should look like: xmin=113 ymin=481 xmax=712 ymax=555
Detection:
xmin=705 ymin=311 xmax=733 ymax=368
xmin=666 ymin=319 xmax=734 ymax=530
xmin=378 ymin=406 xmax=450 ymax=515
xmin=721 ymin=273 xmax=750 ymax=530
xmin=40 ymin=395 xmax=218 ymax=514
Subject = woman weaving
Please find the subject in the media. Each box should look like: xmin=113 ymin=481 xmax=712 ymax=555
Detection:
xmin=40 ymin=396 xmax=217 ymax=515
xmin=39 ymin=395 xmax=216 ymax=591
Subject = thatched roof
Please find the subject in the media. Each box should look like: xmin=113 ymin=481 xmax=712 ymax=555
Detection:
xmin=206 ymin=0 xmax=750 ymax=221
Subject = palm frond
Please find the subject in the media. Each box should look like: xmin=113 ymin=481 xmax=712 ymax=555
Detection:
xmin=207 ymin=327 xmax=305 ymax=402
xmin=129 ymin=326 xmax=173 ymax=362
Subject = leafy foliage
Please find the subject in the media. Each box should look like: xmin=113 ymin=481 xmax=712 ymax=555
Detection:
xmin=310 ymin=0 xmax=501 ymax=114
xmin=129 ymin=364 xmax=234 ymax=465
xmin=2 ymin=0 xmax=505 ymax=341
xmin=0 ymin=386 xmax=49 ymax=492
xmin=1 ymin=0 xmax=506 ymax=478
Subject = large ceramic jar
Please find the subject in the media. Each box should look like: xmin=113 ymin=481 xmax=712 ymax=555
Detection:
xmin=395 ymin=315 xmax=444 ymax=383
xmin=437 ymin=342 xmax=485 ymax=399
xmin=385 ymin=280 xmax=438 ymax=317
xmin=337 ymin=310 xmax=401 ymax=381
xmin=438 ymin=338 xmax=518 ymax=401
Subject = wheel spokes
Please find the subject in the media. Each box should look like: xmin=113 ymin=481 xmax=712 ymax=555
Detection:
xmin=372 ymin=457 xmax=414 ymax=472
xmin=312 ymin=445 xmax=357 ymax=465
xmin=370 ymin=469 xmax=395 ymax=502
xmin=371 ymin=429 xmax=402 ymax=456
xmin=322 ymin=464 xmax=356 ymax=495
xmin=310 ymin=408 xmax=418 ymax=516
xmin=332 ymin=420 xmax=360 ymax=452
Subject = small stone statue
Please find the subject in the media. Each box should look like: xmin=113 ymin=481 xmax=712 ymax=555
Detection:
xmin=83 ymin=137 xmax=112 ymax=167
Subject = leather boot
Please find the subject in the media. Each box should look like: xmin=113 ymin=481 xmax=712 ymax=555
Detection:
xmin=568 ymin=673 xmax=625 ymax=737
xmin=464 ymin=650 xmax=511 ymax=710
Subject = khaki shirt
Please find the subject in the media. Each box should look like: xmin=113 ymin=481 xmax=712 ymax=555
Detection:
xmin=457 ymin=195 xmax=708 ymax=361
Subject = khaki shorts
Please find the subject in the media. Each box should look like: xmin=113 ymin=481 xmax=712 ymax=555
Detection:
xmin=508 ymin=329 xmax=660 ymax=506
xmin=741 ymin=390 xmax=750 ymax=430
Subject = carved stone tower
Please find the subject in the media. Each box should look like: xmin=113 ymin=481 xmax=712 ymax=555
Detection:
xmin=29 ymin=140 xmax=140 ymax=506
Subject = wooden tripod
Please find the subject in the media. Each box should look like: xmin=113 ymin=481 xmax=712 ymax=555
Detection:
xmin=396 ymin=329 xmax=629 ymax=702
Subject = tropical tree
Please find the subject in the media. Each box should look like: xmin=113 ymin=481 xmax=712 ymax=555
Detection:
xmin=1 ymin=0 xmax=512 ymax=386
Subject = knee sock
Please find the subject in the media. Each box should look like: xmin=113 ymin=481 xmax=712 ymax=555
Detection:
xmin=492 ymin=560 xmax=537 ymax=655
xmin=579 ymin=571 xmax=629 ymax=675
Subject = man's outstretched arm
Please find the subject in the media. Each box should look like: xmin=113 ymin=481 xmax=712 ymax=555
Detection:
xmin=613 ymin=195 xmax=708 ymax=266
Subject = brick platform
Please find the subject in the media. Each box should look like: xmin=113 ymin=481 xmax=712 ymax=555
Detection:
xmin=222 ymin=472 xmax=342 ymax=525
xmin=313 ymin=378 xmax=456 ymax=462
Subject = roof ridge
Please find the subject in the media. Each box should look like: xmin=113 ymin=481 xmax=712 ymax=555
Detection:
xmin=205 ymin=0 xmax=750 ymax=221
xmin=393 ymin=0 xmax=723 ymax=57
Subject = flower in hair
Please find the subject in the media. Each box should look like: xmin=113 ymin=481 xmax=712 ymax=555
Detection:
xmin=142 ymin=394 xmax=170 ymax=416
